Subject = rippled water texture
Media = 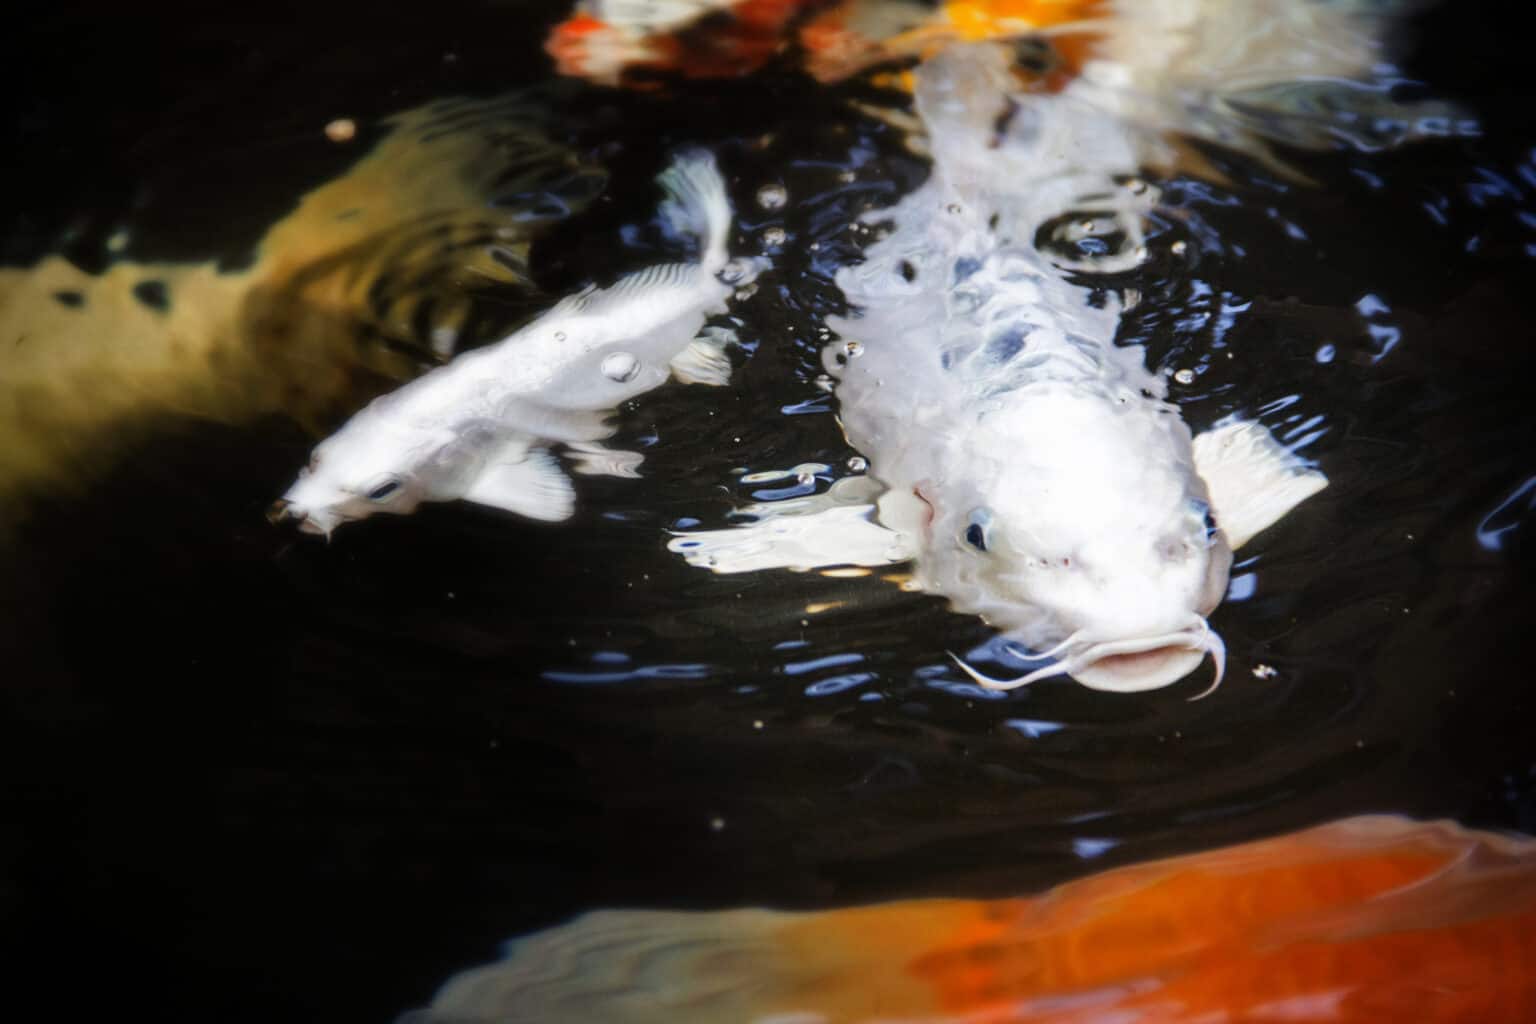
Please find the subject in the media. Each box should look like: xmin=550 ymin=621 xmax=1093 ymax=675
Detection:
xmin=3 ymin=1 xmax=1535 ymax=1021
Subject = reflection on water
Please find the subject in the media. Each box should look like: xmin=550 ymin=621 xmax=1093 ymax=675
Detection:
xmin=0 ymin=91 xmax=601 ymax=510
xmin=404 ymin=816 xmax=1536 ymax=1023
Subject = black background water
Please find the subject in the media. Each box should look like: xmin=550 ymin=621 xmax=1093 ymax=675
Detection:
xmin=3 ymin=1 xmax=1536 ymax=1020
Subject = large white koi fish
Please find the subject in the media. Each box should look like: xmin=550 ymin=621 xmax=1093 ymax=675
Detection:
xmin=671 ymin=43 xmax=1332 ymax=696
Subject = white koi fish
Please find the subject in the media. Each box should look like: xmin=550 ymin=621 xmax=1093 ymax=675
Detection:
xmin=671 ymin=44 xmax=1330 ymax=696
xmin=273 ymin=149 xmax=755 ymax=537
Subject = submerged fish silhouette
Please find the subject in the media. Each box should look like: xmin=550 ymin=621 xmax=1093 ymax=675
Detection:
xmin=0 ymin=93 xmax=602 ymax=516
xmin=401 ymin=816 xmax=1536 ymax=1023
xmin=273 ymin=150 xmax=758 ymax=536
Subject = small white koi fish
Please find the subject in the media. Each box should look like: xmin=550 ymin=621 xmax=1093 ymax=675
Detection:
xmin=272 ymin=149 xmax=756 ymax=537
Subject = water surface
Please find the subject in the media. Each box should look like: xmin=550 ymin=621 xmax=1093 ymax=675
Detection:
xmin=3 ymin=1 xmax=1535 ymax=1020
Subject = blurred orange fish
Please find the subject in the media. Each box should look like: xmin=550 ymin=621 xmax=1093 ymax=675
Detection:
xmin=545 ymin=0 xmax=1106 ymax=87
xmin=546 ymin=0 xmax=819 ymax=84
xmin=801 ymin=0 xmax=1103 ymax=85
xmin=405 ymin=816 xmax=1536 ymax=1023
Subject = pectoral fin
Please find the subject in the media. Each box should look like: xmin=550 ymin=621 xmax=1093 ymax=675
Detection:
xmin=669 ymin=326 xmax=736 ymax=386
xmin=669 ymin=504 xmax=912 ymax=573
xmin=669 ymin=477 xmax=911 ymax=574
xmin=1192 ymin=420 xmax=1328 ymax=549
xmin=461 ymin=449 xmax=576 ymax=522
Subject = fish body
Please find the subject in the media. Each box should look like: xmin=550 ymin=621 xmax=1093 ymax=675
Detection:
xmin=275 ymin=150 xmax=751 ymax=536
xmin=829 ymin=44 xmax=1272 ymax=692
xmin=402 ymin=816 xmax=1536 ymax=1023
xmin=672 ymin=43 xmax=1327 ymax=694
xmin=547 ymin=0 xmax=814 ymax=84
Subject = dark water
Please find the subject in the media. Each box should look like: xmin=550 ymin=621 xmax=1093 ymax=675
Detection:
xmin=4 ymin=2 xmax=1536 ymax=1020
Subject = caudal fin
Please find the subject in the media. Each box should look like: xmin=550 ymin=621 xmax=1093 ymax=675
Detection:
xmin=657 ymin=149 xmax=732 ymax=272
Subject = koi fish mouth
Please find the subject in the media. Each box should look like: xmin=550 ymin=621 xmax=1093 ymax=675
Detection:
xmin=950 ymin=616 xmax=1227 ymax=699
xmin=266 ymin=499 xmax=348 ymax=539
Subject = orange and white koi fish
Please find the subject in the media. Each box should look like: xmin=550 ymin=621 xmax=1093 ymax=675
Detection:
xmin=401 ymin=816 xmax=1536 ymax=1023
xmin=546 ymin=0 xmax=818 ymax=84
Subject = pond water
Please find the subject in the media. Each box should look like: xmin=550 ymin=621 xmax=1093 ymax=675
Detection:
xmin=4 ymin=1 xmax=1535 ymax=1021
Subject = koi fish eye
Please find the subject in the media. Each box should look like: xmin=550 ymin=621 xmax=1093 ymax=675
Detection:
xmin=963 ymin=507 xmax=992 ymax=552
xmin=1190 ymin=498 xmax=1219 ymax=547
xmin=365 ymin=476 xmax=404 ymax=502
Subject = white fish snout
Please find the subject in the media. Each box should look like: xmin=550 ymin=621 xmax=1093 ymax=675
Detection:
xmin=267 ymin=497 xmax=338 ymax=537
xmin=951 ymin=617 xmax=1226 ymax=699
xmin=266 ymin=497 xmax=299 ymax=526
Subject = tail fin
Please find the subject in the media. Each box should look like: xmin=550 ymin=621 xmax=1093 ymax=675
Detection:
xmin=657 ymin=148 xmax=732 ymax=272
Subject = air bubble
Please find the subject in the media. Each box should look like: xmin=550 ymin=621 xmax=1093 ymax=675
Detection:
xmin=1315 ymin=343 xmax=1336 ymax=364
xmin=847 ymin=456 xmax=867 ymax=472
xmin=844 ymin=340 xmax=863 ymax=358
xmin=762 ymin=226 xmax=787 ymax=247
xmin=756 ymin=184 xmax=787 ymax=210
xmin=554 ymin=331 xmax=567 ymax=342
xmin=1174 ymin=368 xmax=1195 ymax=385
xmin=601 ymin=352 xmax=641 ymax=382
xmin=1170 ymin=240 xmax=1188 ymax=256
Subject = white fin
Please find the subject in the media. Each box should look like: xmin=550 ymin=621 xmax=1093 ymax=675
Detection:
xmin=670 ymin=505 xmax=911 ymax=573
xmin=564 ymin=262 xmax=699 ymax=320
xmin=657 ymin=148 xmax=731 ymax=271
xmin=1192 ymin=420 xmax=1328 ymax=549
xmin=565 ymin=440 xmax=645 ymax=478
xmin=461 ymin=449 xmax=576 ymax=522
xmin=668 ymin=331 xmax=734 ymax=386
xmin=670 ymin=481 xmax=912 ymax=574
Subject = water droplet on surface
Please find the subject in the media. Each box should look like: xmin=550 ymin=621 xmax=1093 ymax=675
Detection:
xmin=847 ymin=456 xmax=867 ymax=472
xmin=756 ymin=183 xmax=787 ymax=210
xmin=601 ymin=352 xmax=640 ymax=382
xmin=946 ymin=203 xmax=962 ymax=215
xmin=1174 ymin=368 xmax=1195 ymax=385
xmin=554 ymin=331 xmax=567 ymax=342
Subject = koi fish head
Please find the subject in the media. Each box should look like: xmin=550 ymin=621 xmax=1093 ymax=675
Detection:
xmin=270 ymin=409 xmax=491 ymax=537
xmin=926 ymin=396 xmax=1234 ymax=696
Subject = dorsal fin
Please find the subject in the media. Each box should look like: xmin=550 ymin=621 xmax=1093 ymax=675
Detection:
xmin=566 ymin=262 xmax=697 ymax=319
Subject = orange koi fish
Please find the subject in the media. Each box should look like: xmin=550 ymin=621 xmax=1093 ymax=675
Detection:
xmin=801 ymin=0 xmax=1104 ymax=85
xmin=404 ymin=816 xmax=1536 ymax=1023
xmin=545 ymin=0 xmax=1106 ymax=88
xmin=546 ymin=0 xmax=818 ymax=84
